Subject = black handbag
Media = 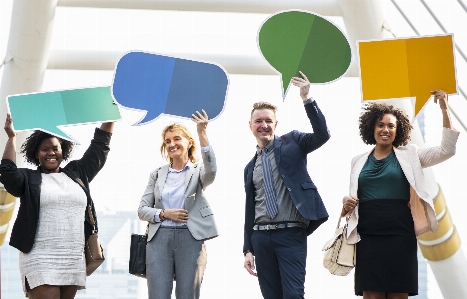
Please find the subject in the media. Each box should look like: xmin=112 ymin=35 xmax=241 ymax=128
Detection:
xmin=129 ymin=225 xmax=148 ymax=278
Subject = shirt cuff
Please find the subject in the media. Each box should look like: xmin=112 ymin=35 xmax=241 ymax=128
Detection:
xmin=154 ymin=209 xmax=163 ymax=222
xmin=303 ymin=97 xmax=315 ymax=105
xmin=201 ymin=145 xmax=211 ymax=152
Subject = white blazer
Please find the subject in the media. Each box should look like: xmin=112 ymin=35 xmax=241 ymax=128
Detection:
xmin=347 ymin=127 xmax=459 ymax=244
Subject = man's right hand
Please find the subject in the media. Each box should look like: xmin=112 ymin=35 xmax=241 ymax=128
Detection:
xmin=244 ymin=252 xmax=257 ymax=277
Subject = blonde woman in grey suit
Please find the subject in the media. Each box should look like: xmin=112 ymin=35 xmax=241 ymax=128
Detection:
xmin=138 ymin=110 xmax=217 ymax=299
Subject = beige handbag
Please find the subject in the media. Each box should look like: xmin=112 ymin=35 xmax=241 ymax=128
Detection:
xmin=85 ymin=205 xmax=105 ymax=276
xmin=322 ymin=214 xmax=356 ymax=276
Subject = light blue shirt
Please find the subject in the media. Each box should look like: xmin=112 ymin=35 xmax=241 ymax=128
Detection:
xmin=154 ymin=145 xmax=211 ymax=226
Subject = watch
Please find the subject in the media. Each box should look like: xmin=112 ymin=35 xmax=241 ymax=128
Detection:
xmin=160 ymin=209 xmax=165 ymax=221
xmin=243 ymin=250 xmax=252 ymax=256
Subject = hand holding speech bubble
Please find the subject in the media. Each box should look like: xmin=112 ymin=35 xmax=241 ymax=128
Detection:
xmin=258 ymin=10 xmax=352 ymax=99
xmin=358 ymin=35 xmax=457 ymax=116
xmin=112 ymin=51 xmax=229 ymax=125
xmin=7 ymin=86 xmax=121 ymax=143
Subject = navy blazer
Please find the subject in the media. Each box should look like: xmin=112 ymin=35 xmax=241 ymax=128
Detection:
xmin=243 ymin=101 xmax=330 ymax=253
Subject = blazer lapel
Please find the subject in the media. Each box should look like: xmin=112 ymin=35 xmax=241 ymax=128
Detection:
xmin=349 ymin=151 xmax=371 ymax=198
xmin=273 ymin=136 xmax=282 ymax=168
xmin=184 ymin=163 xmax=196 ymax=194
xmin=393 ymin=146 xmax=416 ymax=187
xmin=183 ymin=164 xmax=197 ymax=212
xmin=157 ymin=166 xmax=169 ymax=197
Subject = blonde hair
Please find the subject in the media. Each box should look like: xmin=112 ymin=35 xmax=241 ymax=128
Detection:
xmin=160 ymin=123 xmax=198 ymax=163
xmin=250 ymin=101 xmax=278 ymax=118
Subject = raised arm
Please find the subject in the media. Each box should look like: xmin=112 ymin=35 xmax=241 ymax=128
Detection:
xmin=291 ymin=72 xmax=331 ymax=153
xmin=73 ymin=123 xmax=113 ymax=182
xmin=1 ymin=114 xmax=26 ymax=197
xmin=192 ymin=110 xmax=216 ymax=189
xmin=99 ymin=122 xmax=114 ymax=133
xmin=2 ymin=114 xmax=17 ymax=163
xmin=192 ymin=110 xmax=209 ymax=147
xmin=432 ymin=90 xmax=453 ymax=130
xmin=418 ymin=90 xmax=459 ymax=168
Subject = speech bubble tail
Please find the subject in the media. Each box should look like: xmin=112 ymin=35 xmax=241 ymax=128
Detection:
xmin=133 ymin=109 xmax=163 ymax=125
xmin=414 ymin=93 xmax=431 ymax=117
xmin=281 ymin=79 xmax=292 ymax=101
xmin=41 ymin=125 xmax=77 ymax=143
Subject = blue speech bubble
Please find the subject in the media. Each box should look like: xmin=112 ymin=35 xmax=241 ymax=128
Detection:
xmin=112 ymin=51 xmax=229 ymax=124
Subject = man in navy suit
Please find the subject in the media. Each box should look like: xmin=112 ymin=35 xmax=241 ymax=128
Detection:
xmin=243 ymin=72 xmax=330 ymax=299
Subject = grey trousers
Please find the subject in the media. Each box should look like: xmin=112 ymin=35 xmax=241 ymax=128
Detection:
xmin=146 ymin=226 xmax=206 ymax=299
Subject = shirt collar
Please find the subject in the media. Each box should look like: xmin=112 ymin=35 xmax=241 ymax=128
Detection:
xmin=168 ymin=161 xmax=192 ymax=173
xmin=256 ymin=139 xmax=274 ymax=155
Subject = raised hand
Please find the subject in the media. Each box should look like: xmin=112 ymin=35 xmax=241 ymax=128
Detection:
xmin=4 ymin=114 xmax=16 ymax=138
xmin=431 ymin=90 xmax=454 ymax=129
xmin=192 ymin=110 xmax=210 ymax=147
xmin=431 ymin=90 xmax=448 ymax=109
xmin=291 ymin=71 xmax=311 ymax=101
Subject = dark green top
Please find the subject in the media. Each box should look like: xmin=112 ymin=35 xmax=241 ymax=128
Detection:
xmin=358 ymin=151 xmax=410 ymax=202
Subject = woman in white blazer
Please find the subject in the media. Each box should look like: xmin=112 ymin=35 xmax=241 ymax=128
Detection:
xmin=342 ymin=90 xmax=459 ymax=299
xmin=138 ymin=110 xmax=218 ymax=299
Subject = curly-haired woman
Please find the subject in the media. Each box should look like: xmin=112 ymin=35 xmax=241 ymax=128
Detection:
xmin=341 ymin=90 xmax=459 ymax=299
xmin=0 ymin=113 xmax=114 ymax=299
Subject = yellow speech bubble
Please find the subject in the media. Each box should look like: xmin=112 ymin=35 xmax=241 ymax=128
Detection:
xmin=358 ymin=35 xmax=457 ymax=115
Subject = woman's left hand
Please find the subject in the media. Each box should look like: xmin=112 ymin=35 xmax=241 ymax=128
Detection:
xmin=431 ymin=90 xmax=448 ymax=109
xmin=192 ymin=110 xmax=209 ymax=133
xmin=192 ymin=110 xmax=210 ymax=147
xmin=431 ymin=90 xmax=454 ymax=129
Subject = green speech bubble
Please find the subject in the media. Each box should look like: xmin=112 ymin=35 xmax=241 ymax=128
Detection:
xmin=258 ymin=10 xmax=352 ymax=98
xmin=7 ymin=87 xmax=121 ymax=143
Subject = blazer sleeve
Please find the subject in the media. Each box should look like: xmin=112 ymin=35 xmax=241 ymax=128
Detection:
xmin=417 ymin=127 xmax=459 ymax=168
xmin=199 ymin=146 xmax=217 ymax=190
xmin=0 ymin=159 xmax=26 ymax=197
xmin=137 ymin=168 xmax=159 ymax=223
xmin=293 ymin=100 xmax=331 ymax=154
xmin=71 ymin=128 xmax=112 ymax=183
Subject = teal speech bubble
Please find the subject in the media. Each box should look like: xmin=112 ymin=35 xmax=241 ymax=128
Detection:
xmin=7 ymin=86 xmax=121 ymax=143
xmin=258 ymin=10 xmax=352 ymax=98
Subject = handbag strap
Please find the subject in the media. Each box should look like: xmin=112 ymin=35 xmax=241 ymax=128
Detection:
xmin=336 ymin=210 xmax=351 ymax=229
xmin=145 ymin=223 xmax=149 ymax=236
xmin=87 ymin=205 xmax=97 ymax=232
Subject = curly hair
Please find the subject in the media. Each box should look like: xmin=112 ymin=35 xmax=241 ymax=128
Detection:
xmin=20 ymin=131 xmax=74 ymax=166
xmin=160 ymin=123 xmax=198 ymax=163
xmin=359 ymin=102 xmax=413 ymax=147
xmin=250 ymin=101 xmax=278 ymax=118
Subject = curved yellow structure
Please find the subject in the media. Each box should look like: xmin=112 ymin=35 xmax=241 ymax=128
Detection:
xmin=418 ymin=187 xmax=461 ymax=261
xmin=0 ymin=187 xmax=16 ymax=246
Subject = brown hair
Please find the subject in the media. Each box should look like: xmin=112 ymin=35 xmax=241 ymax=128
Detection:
xmin=359 ymin=102 xmax=413 ymax=147
xmin=250 ymin=102 xmax=278 ymax=118
xmin=160 ymin=123 xmax=198 ymax=163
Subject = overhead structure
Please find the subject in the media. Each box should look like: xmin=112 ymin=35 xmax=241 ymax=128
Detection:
xmin=1 ymin=0 xmax=467 ymax=298
xmin=0 ymin=0 xmax=58 ymax=247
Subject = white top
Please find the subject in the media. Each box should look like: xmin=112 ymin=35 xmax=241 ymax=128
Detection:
xmin=19 ymin=172 xmax=87 ymax=296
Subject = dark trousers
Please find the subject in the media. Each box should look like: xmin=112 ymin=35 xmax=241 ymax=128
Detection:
xmin=251 ymin=227 xmax=307 ymax=299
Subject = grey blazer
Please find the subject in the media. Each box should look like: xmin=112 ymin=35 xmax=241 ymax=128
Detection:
xmin=137 ymin=147 xmax=218 ymax=241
